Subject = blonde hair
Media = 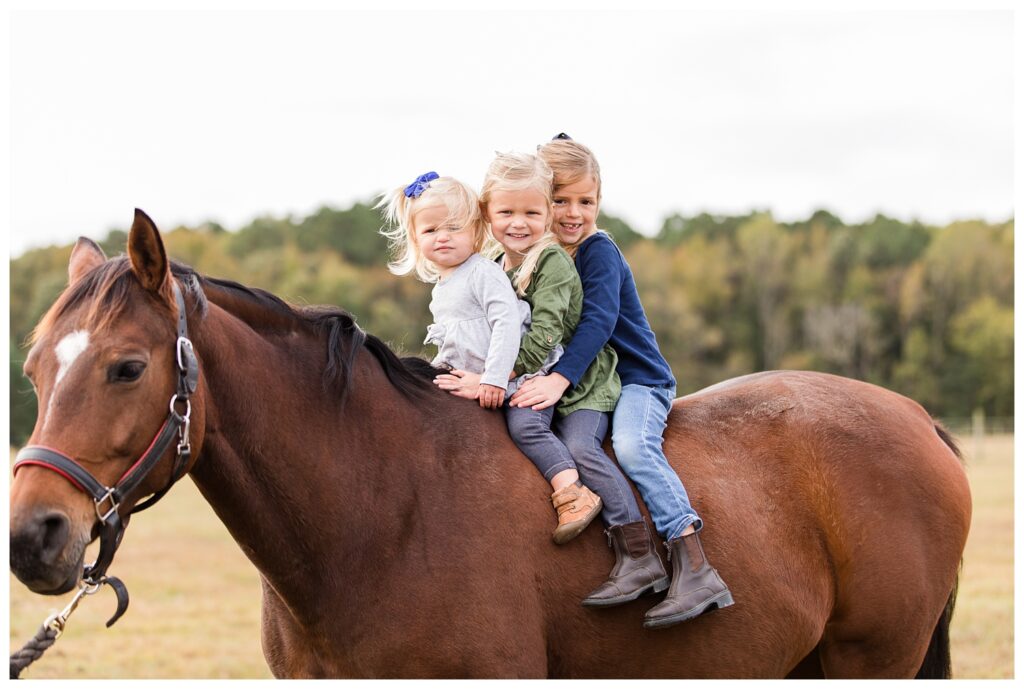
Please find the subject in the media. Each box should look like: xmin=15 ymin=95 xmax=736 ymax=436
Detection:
xmin=537 ymin=137 xmax=604 ymax=257
xmin=377 ymin=175 xmax=488 ymax=282
xmin=479 ymin=152 xmax=557 ymax=296
xmin=537 ymin=137 xmax=602 ymax=202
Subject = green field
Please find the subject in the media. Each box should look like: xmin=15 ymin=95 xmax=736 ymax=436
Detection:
xmin=8 ymin=435 xmax=1014 ymax=679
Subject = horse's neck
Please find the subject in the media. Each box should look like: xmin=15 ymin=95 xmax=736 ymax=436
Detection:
xmin=187 ymin=306 xmax=424 ymax=624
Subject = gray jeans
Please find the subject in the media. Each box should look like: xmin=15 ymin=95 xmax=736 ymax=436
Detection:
xmin=505 ymin=405 xmax=643 ymax=528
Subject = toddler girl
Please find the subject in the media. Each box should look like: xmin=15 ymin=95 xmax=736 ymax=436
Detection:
xmin=379 ymin=172 xmax=522 ymax=408
xmin=511 ymin=135 xmax=734 ymax=628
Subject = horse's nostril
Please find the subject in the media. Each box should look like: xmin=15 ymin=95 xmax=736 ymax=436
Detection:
xmin=10 ymin=508 xmax=81 ymax=593
xmin=39 ymin=512 xmax=70 ymax=563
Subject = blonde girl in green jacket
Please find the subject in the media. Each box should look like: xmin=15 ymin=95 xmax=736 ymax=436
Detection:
xmin=435 ymin=153 xmax=668 ymax=606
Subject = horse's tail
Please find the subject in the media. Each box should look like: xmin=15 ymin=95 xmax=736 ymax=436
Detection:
xmin=933 ymin=421 xmax=963 ymax=462
xmin=915 ymin=577 xmax=958 ymax=678
xmin=914 ymin=421 xmax=963 ymax=679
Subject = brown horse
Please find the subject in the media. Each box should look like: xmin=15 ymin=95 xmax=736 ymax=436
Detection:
xmin=10 ymin=210 xmax=971 ymax=678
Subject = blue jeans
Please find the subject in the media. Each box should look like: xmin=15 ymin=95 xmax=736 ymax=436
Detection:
xmin=612 ymin=384 xmax=702 ymax=540
xmin=505 ymin=406 xmax=643 ymax=528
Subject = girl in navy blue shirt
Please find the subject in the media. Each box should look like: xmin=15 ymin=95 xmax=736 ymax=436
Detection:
xmin=510 ymin=135 xmax=733 ymax=629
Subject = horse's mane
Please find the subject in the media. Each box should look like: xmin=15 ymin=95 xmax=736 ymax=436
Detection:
xmin=32 ymin=256 xmax=440 ymax=401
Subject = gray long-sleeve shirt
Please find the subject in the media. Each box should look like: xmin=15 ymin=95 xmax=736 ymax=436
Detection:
xmin=424 ymin=253 xmax=529 ymax=389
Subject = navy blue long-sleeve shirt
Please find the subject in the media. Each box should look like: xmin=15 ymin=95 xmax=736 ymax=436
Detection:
xmin=552 ymin=232 xmax=675 ymax=389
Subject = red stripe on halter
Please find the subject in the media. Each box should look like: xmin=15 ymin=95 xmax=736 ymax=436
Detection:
xmin=11 ymin=459 xmax=91 ymax=494
xmin=117 ymin=418 xmax=172 ymax=483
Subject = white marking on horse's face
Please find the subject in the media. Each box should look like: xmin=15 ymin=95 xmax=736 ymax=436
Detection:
xmin=43 ymin=330 xmax=91 ymax=428
xmin=55 ymin=330 xmax=90 ymax=386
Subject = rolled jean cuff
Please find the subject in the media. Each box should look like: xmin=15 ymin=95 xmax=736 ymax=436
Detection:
xmin=669 ymin=514 xmax=703 ymax=541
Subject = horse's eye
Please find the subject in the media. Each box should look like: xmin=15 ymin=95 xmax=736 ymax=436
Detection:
xmin=109 ymin=360 xmax=147 ymax=383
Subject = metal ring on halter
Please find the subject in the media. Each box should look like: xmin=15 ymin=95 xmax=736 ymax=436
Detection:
xmin=169 ymin=395 xmax=191 ymax=420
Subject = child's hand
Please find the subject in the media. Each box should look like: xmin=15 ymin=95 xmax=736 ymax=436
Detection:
xmin=509 ymin=372 xmax=571 ymax=410
xmin=477 ymin=384 xmax=506 ymax=409
xmin=434 ymin=369 xmax=483 ymax=400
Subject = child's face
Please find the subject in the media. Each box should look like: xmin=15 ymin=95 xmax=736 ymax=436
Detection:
xmin=552 ymin=176 xmax=599 ymax=247
xmin=413 ymin=203 xmax=476 ymax=279
xmin=486 ymin=188 xmax=549 ymax=258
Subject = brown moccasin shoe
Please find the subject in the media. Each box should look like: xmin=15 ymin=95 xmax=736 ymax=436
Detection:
xmin=551 ymin=483 xmax=602 ymax=544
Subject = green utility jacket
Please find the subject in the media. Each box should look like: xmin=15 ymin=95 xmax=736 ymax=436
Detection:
xmin=505 ymin=246 xmax=620 ymax=417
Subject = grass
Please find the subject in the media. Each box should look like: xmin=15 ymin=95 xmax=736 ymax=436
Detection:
xmin=949 ymin=432 xmax=1014 ymax=679
xmin=8 ymin=471 xmax=272 ymax=679
xmin=8 ymin=435 xmax=1014 ymax=678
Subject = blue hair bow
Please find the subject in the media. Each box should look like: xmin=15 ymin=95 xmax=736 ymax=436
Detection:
xmin=404 ymin=171 xmax=439 ymax=198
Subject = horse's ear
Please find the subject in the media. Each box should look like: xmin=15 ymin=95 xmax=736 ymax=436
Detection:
xmin=68 ymin=237 xmax=107 ymax=286
xmin=128 ymin=208 xmax=170 ymax=292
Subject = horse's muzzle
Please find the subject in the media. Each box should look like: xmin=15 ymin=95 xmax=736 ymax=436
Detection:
xmin=10 ymin=509 xmax=85 ymax=595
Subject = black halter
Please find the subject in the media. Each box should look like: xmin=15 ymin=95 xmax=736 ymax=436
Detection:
xmin=13 ymin=280 xmax=199 ymax=624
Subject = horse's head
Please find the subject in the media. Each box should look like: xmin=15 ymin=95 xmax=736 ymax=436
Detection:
xmin=10 ymin=210 xmax=205 ymax=594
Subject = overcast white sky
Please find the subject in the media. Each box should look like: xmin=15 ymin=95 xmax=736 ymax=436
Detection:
xmin=6 ymin=5 xmax=1016 ymax=257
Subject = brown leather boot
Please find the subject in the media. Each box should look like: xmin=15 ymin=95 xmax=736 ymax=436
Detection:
xmin=643 ymin=530 xmax=734 ymax=629
xmin=551 ymin=483 xmax=602 ymax=544
xmin=581 ymin=520 xmax=669 ymax=607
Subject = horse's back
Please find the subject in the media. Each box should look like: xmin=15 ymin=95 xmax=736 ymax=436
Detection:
xmin=668 ymin=370 xmax=970 ymax=540
xmin=654 ymin=370 xmax=970 ymax=677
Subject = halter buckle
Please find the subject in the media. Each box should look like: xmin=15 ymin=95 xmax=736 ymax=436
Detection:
xmin=176 ymin=336 xmax=194 ymax=373
xmin=94 ymin=488 xmax=119 ymax=524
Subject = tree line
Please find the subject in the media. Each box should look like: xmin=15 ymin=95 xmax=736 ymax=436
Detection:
xmin=9 ymin=203 xmax=1013 ymax=445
